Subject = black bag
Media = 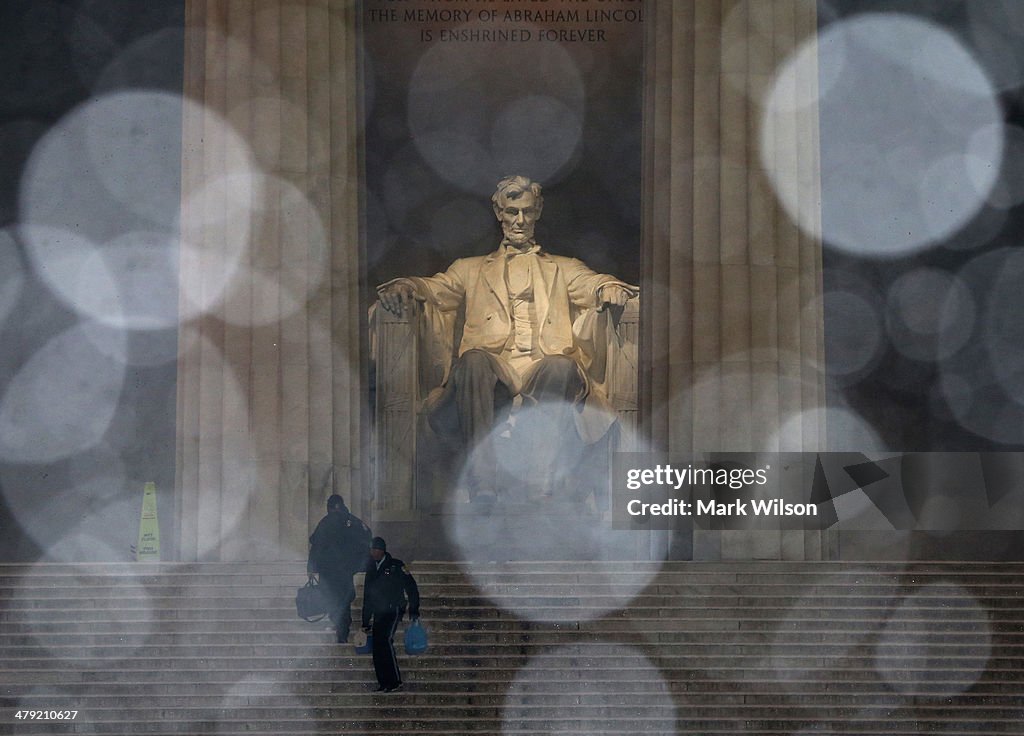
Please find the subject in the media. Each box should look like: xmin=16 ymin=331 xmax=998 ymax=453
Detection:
xmin=296 ymin=578 xmax=328 ymax=622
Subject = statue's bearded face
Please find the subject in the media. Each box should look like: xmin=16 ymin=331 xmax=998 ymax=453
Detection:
xmin=496 ymin=191 xmax=540 ymax=247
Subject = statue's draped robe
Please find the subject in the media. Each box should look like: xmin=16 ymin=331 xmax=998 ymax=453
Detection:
xmin=378 ymin=246 xmax=638 ymax=444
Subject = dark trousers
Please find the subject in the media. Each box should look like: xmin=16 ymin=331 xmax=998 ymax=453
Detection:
xmin=431 ymin=349 xmax=584 ymax=497
xmin=319 ymin=571 xmax=355 ymax=642
xmin=371 ymin=606 xmax=403 ymax=689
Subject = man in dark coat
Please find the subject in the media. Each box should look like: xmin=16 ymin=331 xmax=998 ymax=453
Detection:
xmin=307 ymin=494 xmax=371 ymax=643
xmin=361 ymin=536 xmax=420 ymax=692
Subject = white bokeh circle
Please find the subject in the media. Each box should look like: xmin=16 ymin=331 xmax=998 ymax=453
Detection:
xmin=762 ymin=570 xmax=902 ymax=695
xmin=408 ymin=29 xmax=585 ymax=194
xmin=81 ymin=321 xmax=189 ymax=369
xmin=938 ymin=363 xmax=1024 ymax=446
xmin=934 ymin=248 xmax=1024 ymax=442
xmin=20 ymin=92 xmax=217 ymax=234
xmin=445 ymin=401 xmax=661 ymax=622
xmin=19 ymin=225 xmax=113 ymax=322
xmin=771 ymin=405 xmax=885 ymax=454
xmin=10 ymin=557 xmax=159 ymax=672
xmin=874 ymin=583 xmax=991 ymax=696
xmin=501 ymin=643 xmax=675 ymax=735
xmin=179 ymin=173 xmax=329 ymax=327
xmin=85 ymin=92 xmax=216 ymax=226
xmin=490 ymin=94 xmax=582 ymax=180
xmin=763 ymin=13 xmax=1003 ymax=258
xmin=23 ymin=228 xmax=182 ymax=332
xmin=178 ymin=172 xmax=262 ymax=321
xmin=885 ymin=268 xmax=976 ymax=362
xmin=0 ymin=446 xmax=132 ymax=556
xmin=0 ymin=323 xmax=126 ymax=463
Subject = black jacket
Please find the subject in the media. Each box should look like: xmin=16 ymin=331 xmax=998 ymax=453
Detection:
xmin=361 ymin=553 xmax=420 ymax=626
xmin=307 ymin=509 xmax=371 ymax=576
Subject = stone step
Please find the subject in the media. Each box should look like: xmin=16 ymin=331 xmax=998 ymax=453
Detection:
xmin=4 ymin=667 xmax=1019 ymax=683
xmin=4 ymin=713 xmax=1023 ymax=735
xmin=4 ymin=728 xmax=1019 ymax=736
xmin=2 ymin=593 xmax=1015 ymax=614
xmin=2 ymin=657 xmax=1019 ymax=676
xmin=2 ymin=562 xmax=1022 ymax=736
xmin=0 ymin=600 xmax=1013 ymax=622
xmin=0 ymin=621 xmax=1017 ymax=643
xmin=0 ymin=640 xmax=1011 ymax=660
xmin=8 ymin=592 xmax=1018 ymax=611
xmin=4 ymin=675 xmax=1015 ymax=696
xmin=9 ymin=561 xmax=1021 ymax=570
xmin=4 ymin=563 xmax=1024 ymax=581
xmin=0 ymin=628 xmax=1015 ymax=647
xmin=444 ymin=569 xmax=1024 ymax=581
xmin=6 ymin=570 xmax=1024 ymax=583
xmin=5 ymin=585 xmax=1022 ymax=604
xmin=8 ymin=684 xmax=1024 ymax=704
xmin=2 ymin=611 xmax=1018 ymax=634
xmin=8 ymin=678 xmax=1024 ymax=696
xmin=0 ymin=698 xmax=1007 ymax=719
xmin=7 ymin=560 xmax=1024 ymax=569
xmin=4 ymin=621 xmax=996 ymax=642
xmin=0 ymin=566 xmax=877 ymax=576
xmin=8 ymin=575 xmax=1006 ymax=592
xmin=4 ymin=703 xmax=1024 ymax=720
xmin=3 ymin=700 xmax=1024 ymax=718
xmin=4 ymin=729 xmax=1021 ymax=736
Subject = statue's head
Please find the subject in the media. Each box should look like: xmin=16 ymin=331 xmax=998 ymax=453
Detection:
xmin=492 ymin=175 xmax=543 ymax=247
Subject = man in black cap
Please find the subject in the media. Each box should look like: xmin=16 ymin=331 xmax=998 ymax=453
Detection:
xmin=307 ymin=494 xmax=371 ymax=643
xmin=361 ymin=536 xmax=420 ymax=692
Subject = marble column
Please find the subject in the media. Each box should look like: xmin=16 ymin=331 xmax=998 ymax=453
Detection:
xmin=643 ymin=0 xmax=830 ymax=559
xmin=176 ymin=0 xmax=364 ymax=561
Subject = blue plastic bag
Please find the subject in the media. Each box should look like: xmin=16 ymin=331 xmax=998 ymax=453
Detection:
xmin=404 ymin=620 xmax=428 ymax=655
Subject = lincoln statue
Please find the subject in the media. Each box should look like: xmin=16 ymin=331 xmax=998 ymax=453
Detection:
xmin=377 ymin=176 xmax=638 ymax=504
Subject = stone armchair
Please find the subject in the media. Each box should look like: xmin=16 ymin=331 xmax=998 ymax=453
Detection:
xmin=369 ymin=297 xmax=640 ymax=517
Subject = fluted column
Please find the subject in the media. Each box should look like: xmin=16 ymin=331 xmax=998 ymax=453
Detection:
xmin=643 ymin=0 xmax=828 ymax=559
xmin=176 ymin=0 xmax=364 ymax=561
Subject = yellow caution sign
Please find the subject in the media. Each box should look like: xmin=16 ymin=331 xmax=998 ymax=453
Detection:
xmin=136 ymin=482 xmax=160 ymax=562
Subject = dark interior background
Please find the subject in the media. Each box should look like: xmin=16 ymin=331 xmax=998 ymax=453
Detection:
xmin=362 ymin=3 xmax=644 ymax=289
xmin=821 ymin=0 xmax=1024 ymax=454
xmin=0 ymin=0 xmax=184 ymax=561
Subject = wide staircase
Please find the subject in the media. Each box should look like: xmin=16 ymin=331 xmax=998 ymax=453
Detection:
xmin=1 ymin=561 xmax=1022 ymax=734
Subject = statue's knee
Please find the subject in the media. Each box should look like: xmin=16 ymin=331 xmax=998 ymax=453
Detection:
xmin=454 ymin=350 xmax=495 ymax=380
xmin=539 ymin=355 xmax=578 ymax=379
xmin=458 ymin=350 xmax=490 ymax=369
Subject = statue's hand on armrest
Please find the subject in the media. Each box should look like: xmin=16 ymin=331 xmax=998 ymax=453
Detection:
xmin=597 ymin=284 xmax=636 ymax=311
xmin=378 ymin=280 xmax=422 ymax=316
